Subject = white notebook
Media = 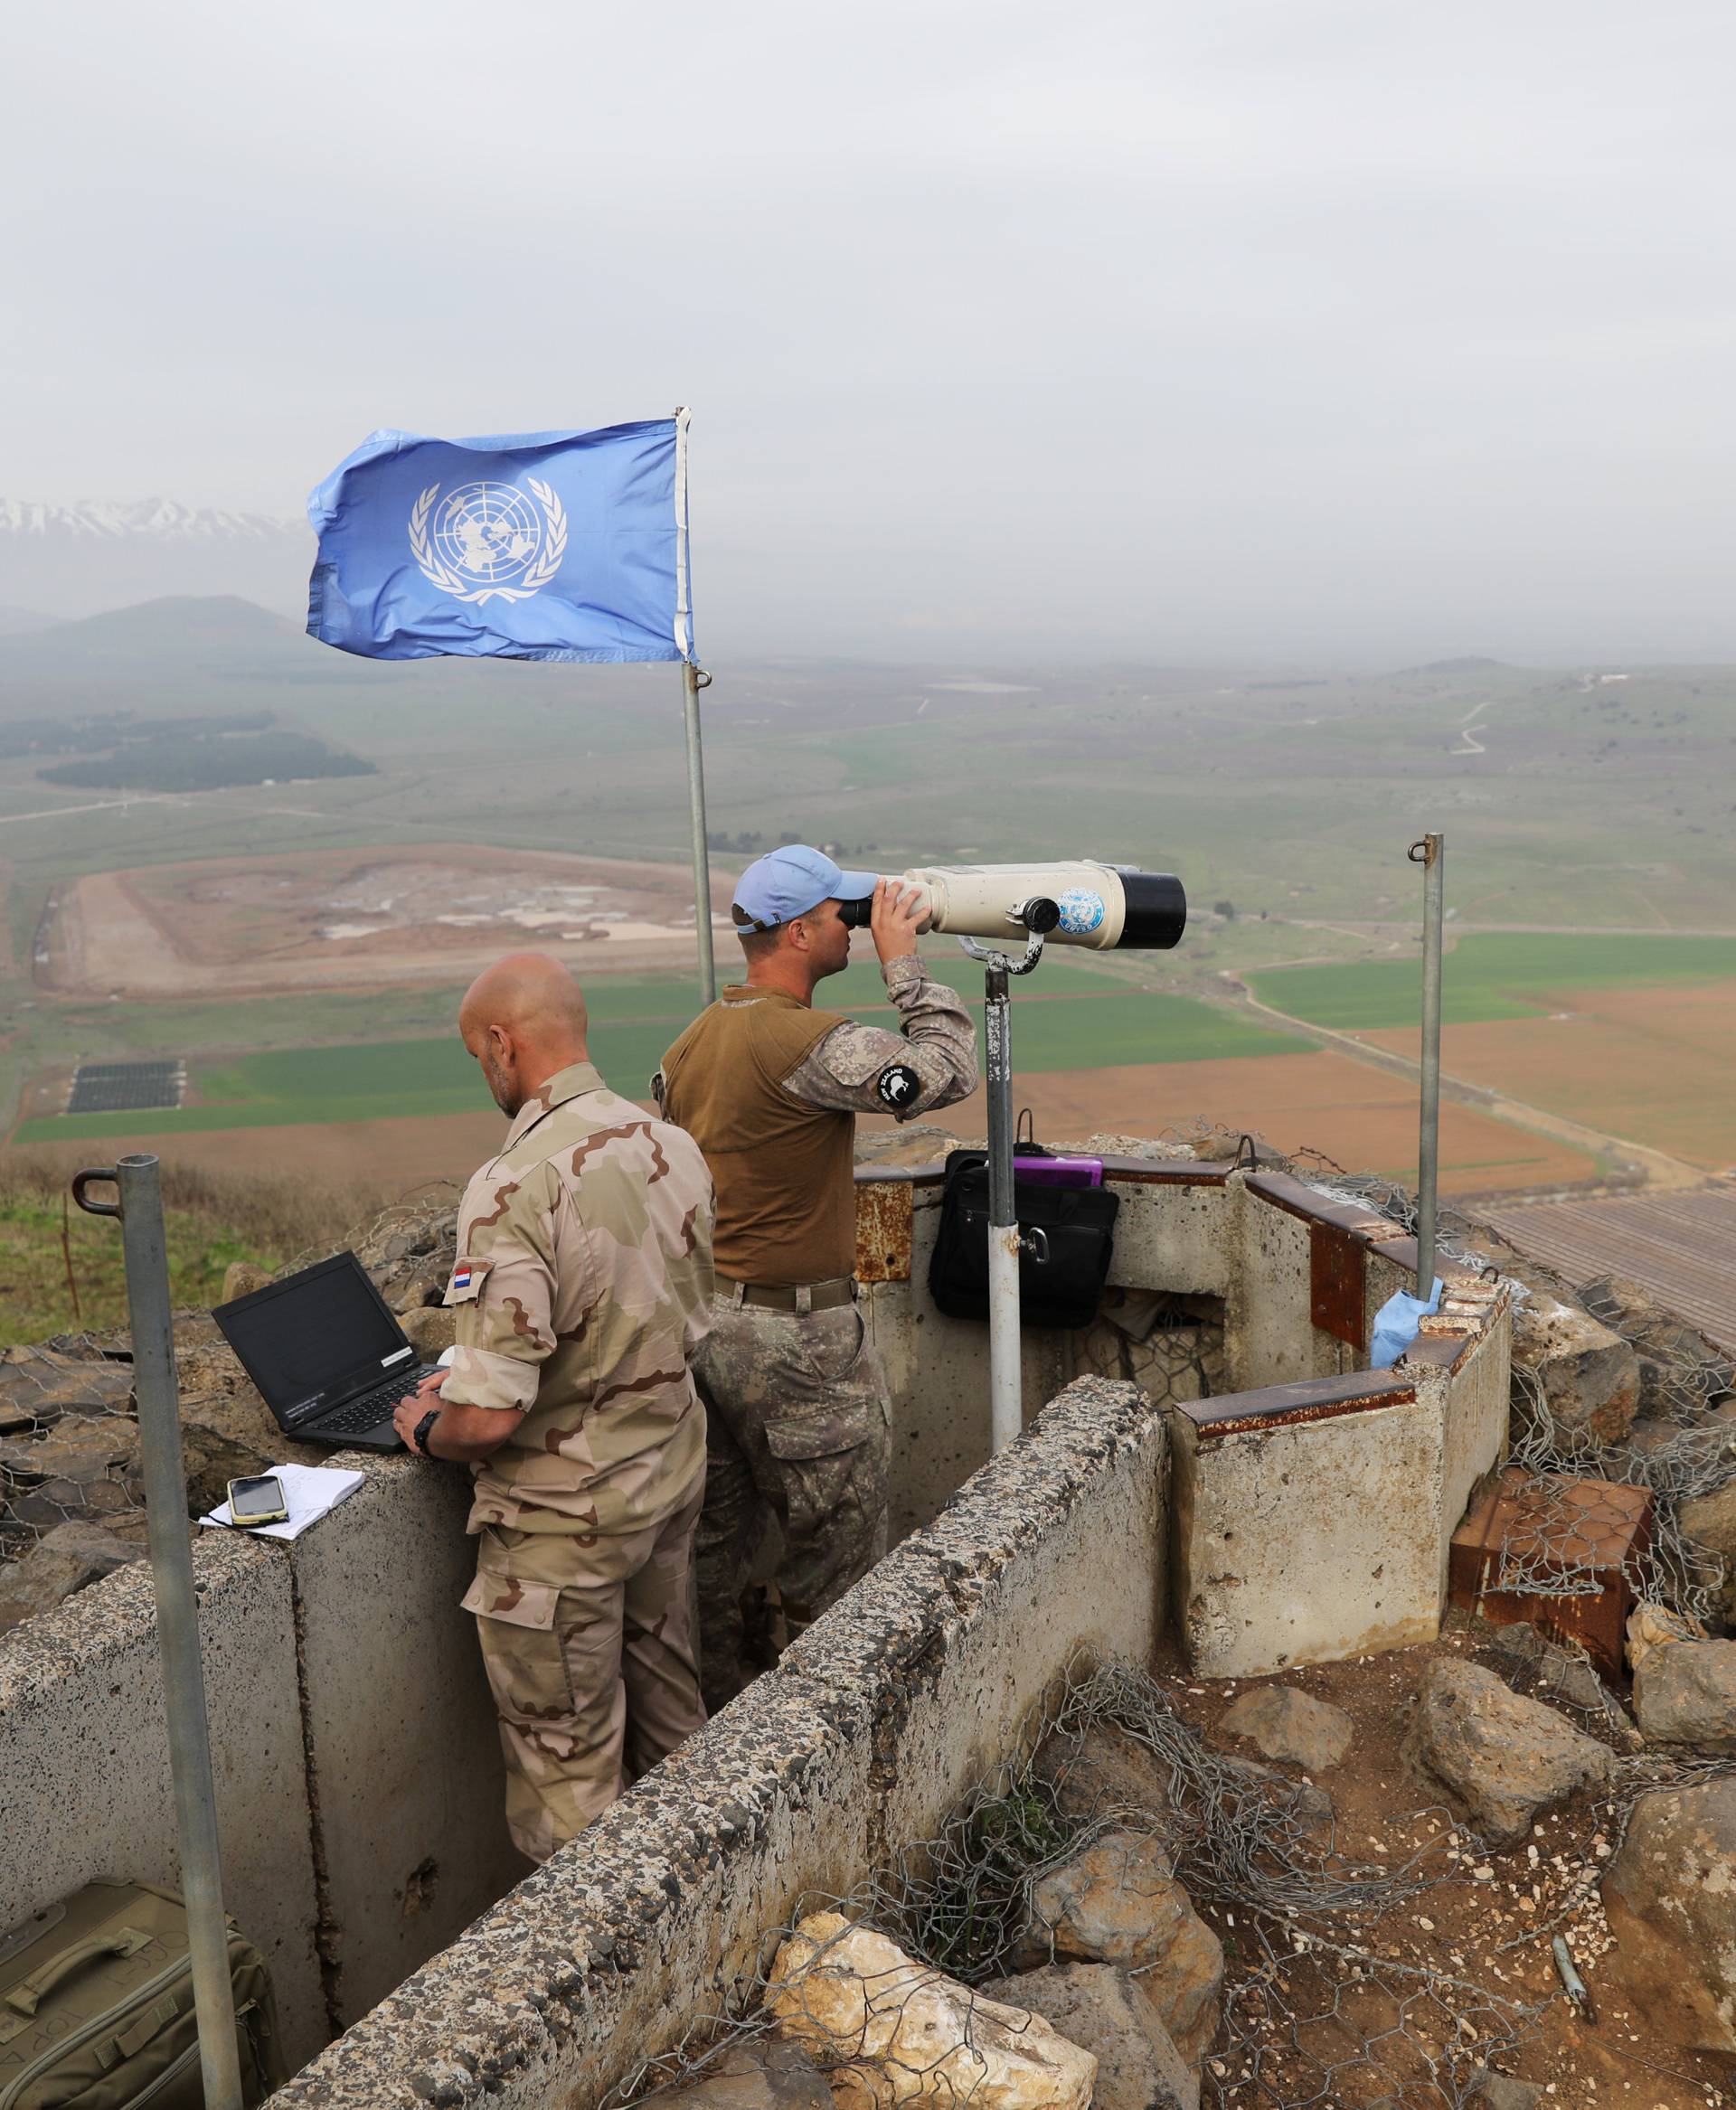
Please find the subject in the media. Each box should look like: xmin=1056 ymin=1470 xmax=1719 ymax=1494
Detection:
xmin=199 ymin=1461 xmax=366 ymax=1542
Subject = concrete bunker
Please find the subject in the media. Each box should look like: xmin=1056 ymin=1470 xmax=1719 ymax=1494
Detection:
xmin=0 ymin=1151 xmax=1511 ymax=2101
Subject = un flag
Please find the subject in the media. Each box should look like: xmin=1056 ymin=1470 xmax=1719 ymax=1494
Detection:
xmin=307 ymin=416 xmax=693 ymax=663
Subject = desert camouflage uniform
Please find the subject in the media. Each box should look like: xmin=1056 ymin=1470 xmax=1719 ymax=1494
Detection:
xmin=665 ymin=954 xmax=977 ymax=1705
xmin=439 ymin=1060 xmax=715 ymax=1862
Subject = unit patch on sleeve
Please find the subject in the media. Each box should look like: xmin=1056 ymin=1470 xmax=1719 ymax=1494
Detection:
xmin=876 ymin=1062 xmax=921 ymax=1110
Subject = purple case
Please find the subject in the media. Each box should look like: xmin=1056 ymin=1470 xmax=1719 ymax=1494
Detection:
xmin=1014 ymin=1154 xmax=1104 ymax=1189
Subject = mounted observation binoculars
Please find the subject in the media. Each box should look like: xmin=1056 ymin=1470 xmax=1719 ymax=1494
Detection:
xmin=837 ymin=862 xmax=1187 ymax=951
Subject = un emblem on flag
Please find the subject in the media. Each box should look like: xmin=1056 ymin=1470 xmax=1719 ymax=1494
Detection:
xmin=409 ymin=478 xmax=569 ymax=605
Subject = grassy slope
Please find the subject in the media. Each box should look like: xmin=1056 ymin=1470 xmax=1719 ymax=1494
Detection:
xmin=1245 ymin=934 xmax=1736 ymax=1030
xmin=0 ymin=1188 xmax=277 ymax=1345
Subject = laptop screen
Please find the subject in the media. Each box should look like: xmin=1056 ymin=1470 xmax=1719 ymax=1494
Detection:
xmin=215 ymin=1253 xmax=413 ymax=1421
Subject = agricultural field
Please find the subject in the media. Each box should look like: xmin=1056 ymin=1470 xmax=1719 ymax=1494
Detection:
xmin=1244 ymin=935 xmax=1736 ymax=1174
xmin=15 ymin=951 xmax=1303 ymax=1146
xmin=1244 ymin=933 xmax=1736 ymax=1031
xmin=3 ymin=608 xmax=1734 ymax=1219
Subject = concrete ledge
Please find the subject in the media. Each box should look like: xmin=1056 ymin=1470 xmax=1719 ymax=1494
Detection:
xmin=262 ymin=1378 xmax=1168 ymax=2110
xmin=0 ymin=1530 xmax=327 ymax=2068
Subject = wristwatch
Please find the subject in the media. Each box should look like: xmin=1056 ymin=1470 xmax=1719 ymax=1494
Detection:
xmin=413 ymin=1408 xmax=441 ymax=1456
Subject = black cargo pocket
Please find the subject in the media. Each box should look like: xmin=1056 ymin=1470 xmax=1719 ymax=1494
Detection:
xmin=762 ymin=1404 xmax=877 ymax=1541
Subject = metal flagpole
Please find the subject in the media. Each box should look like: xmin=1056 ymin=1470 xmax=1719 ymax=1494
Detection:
xmin=673 ymin=407 xmax=715 ymax=1005
xmin=71 ymin=1156 xmax=244 ymax=2110
xmin=1410 ymin=834 xmax=1445 ymax=1295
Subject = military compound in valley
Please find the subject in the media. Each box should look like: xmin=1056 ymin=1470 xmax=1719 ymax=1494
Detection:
xmin=6 ymin=1111 xmax=1736 ymax=2106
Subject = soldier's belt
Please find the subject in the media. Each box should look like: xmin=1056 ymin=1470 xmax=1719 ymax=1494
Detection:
xmin=727 ymin=1276 xmax=856 ymax=1314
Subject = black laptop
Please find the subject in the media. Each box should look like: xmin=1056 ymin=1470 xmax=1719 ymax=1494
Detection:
xmin=213 ymin=1251 xmax=441 ymax=1453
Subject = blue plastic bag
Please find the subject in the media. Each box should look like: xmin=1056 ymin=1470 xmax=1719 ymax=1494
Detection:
xmin=1370 ymin=1278 xmax=1443 ymax=1367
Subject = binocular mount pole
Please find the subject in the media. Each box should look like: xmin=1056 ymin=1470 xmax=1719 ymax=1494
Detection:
xmin=959 ymin=924 xmax=1048 ymax=1454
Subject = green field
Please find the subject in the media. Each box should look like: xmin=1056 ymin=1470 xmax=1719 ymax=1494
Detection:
xmin=1246 ymin=933 xmax=1736 ymax=1031
xmin=17 ymin=953 xmax=1305 ymax=1144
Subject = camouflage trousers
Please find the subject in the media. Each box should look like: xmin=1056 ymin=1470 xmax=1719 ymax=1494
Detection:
xmin=464 ymin=1471 xmax=706 ymax=1864
xmin=691 ymin=1286 xmax=892 ymax=1711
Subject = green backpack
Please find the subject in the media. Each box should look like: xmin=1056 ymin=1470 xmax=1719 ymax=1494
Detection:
xmin=0 ymin=1882 xmax=286 ymax=2110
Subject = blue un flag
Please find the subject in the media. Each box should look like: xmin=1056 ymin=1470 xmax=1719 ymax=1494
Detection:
xmin=306 ymin=415 xmax=693 ymax=664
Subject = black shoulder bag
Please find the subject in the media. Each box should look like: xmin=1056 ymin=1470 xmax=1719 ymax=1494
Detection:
xmin=928 ymin=1112 xmax=1119 ymax=1331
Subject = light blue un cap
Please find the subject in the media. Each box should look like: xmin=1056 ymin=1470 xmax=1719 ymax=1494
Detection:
xmin=732 ymin=845 xmax=877 ymax=930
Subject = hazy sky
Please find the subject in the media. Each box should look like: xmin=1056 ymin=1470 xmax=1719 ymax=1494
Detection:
xmin=6 ymin=3 xmax=1736 ymax=662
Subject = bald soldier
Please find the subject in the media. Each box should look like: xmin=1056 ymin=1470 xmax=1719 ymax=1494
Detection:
xmin=393 ymin=951 xmax=715 ymax=1863
xmin=656 ymin=846 xmax=977 ymax=1705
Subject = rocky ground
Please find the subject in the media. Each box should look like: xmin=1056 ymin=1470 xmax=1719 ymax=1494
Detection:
xmin=642 ymin=1635 xmax=1736 ymax=2110
xmin=0 ymin=1190 xmax=464 ymax=1629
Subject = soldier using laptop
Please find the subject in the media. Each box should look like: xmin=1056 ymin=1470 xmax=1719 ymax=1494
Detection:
xmin=394 ymin=951 xmax=715 ymax=1864
xmin=656 ymin=847 xmax=977 ymax=1707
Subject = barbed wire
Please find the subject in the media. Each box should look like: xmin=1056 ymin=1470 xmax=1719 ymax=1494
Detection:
xmin=608 ymin=1663 xmax=1728 ymax=2110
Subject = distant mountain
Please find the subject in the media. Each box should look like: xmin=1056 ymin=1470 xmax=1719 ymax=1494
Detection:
xmin=0 ymin=605 xmax=50 ymax=636
xmin=0 ymin=498 xmax=311 ymax=618
xmin=0 ymin=595 xmax=394 ymax=717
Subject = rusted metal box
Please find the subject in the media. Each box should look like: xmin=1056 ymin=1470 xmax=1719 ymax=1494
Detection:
xmin=1309 ymin=1220 xmax=1367 ymax=1349
xmin=1448 ymin=1465 xmax=1652 ymax=1681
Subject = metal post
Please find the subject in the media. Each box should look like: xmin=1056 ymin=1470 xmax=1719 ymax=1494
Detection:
xmin=959 ymin=927 xmax=1047 ymax=1452
xmin=1410 ymin=834 xmax=1445 ymax=1296
xmin=682 ymin=661 xmax=716 ymax=1005
xmin=982 ymin=956 xmax=1023 ymax=1453
xmin=72 ymin=1156 xmax=243 ymax=2110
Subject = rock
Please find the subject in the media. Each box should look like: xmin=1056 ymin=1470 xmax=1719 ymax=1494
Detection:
xmin=1627 ymin=1599 xmax=1706 ymax=1673
xmin=979 ymin=1964 xmax=1197 ymax=2110
xmin=642 ymin=2039 xmax=833 ymax=2110
xmin=1486 ymin=1621 xmax=1609 ymax=1714
xmin=1218 ymin=1686 xmax=1353 ymax=1773
xmin=1623 ymin=1417 xmax=1682 ymax=1456
xmin=0 ymin=1417 xmax=137 ymax=1534
xmin=169 ymin=1420 xmax=278 ymax=1518
xmin=0 ymin=1519 xmax=140 ymax=1633
xmin=1676 ymin=1481 xmax=1736 ymax=1617
xmin=1602 ymin=1777 xmax=1736 ymax=2052
xmin=1407 ymin=1660 xmax=1616 ymax=1845
xmin=1011 ymin=1832 xmax=1222 ymax=2069
xmin=853 ymin=1123 xmax=957 ymax=1169
xmin=401 ymin=1305 xmax=458 ymax=1359
xmin=1580 ymin=1273 xmax=1734 ymax=1414
xmin=1471 ymin=2074 xmax=1540 ymax=2109
xmin=1086 ymin=1133 xmax=1195 ymax=1163
xmin=1510 ymin=1285 xmax=1640 ymax=1446
xmin=766 ymin=1912 xmax=1095 ymax=2110
xmin=220 ymin=1260 xmax=274 ymax=1304
xmin=1033 ymin=1724 xmax=1178 ymax=1827
xmin=1633 ymin=1639 xmax=1736 ymax=1751
xmin=0 ymin=1346 xmax=133 ymax=1432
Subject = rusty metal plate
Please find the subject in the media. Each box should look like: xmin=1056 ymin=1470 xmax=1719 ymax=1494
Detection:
xmin=1449 ymin=1465 xmax=1652 ymax=1681
xmin=854 ymin=1178 xmax=913 ymax=1283
xmin=1310 ymin=1220 xmax=1367 ymax=1348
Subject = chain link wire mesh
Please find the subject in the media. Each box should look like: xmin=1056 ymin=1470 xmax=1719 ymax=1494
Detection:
xmin=0 ymin=1183 xmax=463 ymax=1606
xmin=605 ymin=1664 xmax=1731 ymax=2110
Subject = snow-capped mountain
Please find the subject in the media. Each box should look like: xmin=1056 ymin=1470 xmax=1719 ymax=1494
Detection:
xmin=0 ymin=498 xmax=312 ymax=617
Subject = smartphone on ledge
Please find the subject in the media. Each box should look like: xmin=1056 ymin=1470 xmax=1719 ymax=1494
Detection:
xmin=226 ymin=1473 xmax=289 ymax=1527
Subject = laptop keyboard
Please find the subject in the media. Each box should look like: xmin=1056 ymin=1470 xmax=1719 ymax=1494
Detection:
xmin=316 ymin=1367 xmax=429 ymax=1437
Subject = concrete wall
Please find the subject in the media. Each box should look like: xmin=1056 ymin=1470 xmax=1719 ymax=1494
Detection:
xmin=0 ymin=1455 xmax=520 ymax=2068
xmin=0 ymin=1530 xmax=328 ymax=2070
xmin=1170 ymin=1260 xmax=1512 ymax=1679
xmin=286 ymin=1455 xmax=522 ymax=2027
xmin=260 ymin=1378 xmax=1168 ymax=2110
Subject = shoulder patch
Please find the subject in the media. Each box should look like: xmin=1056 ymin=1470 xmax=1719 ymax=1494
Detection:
xmin=444 ymin=1256 xmax=494 ymax=1305
xmin=876 ymin=1062 xmax=921 ymax=1110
